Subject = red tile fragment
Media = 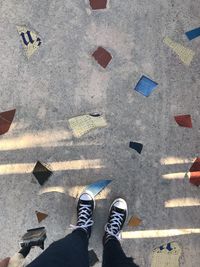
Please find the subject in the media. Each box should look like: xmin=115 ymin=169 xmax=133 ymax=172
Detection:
xmin=189 ymin=157 xmax=200 ymax=186
xmin=174 ymin=115 xmax=192 ymax=128
xmin=89 ymin=0 xmax=107 ymax=10
xmin=36 ymin=211 xmax=48 ymax=223
xmin=92 ymin=46 xmax=112 ymax=68
xmin=0 ymin=109 xmax=16 ymax=135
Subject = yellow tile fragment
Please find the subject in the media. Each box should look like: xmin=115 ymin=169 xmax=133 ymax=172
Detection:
xmin=17 ymin=25 xmax=41 ymax=59
xmin=68 ymin=114 xmax=107 ymax=138
xmin=163 ymin=37 xmax=195 ymax=66
xmin=151 ymin=242 xmax=182 ymax=267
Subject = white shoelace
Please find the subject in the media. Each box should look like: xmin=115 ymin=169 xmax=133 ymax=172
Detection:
xmin=105 ymin=211 xmax=124 ymax=240
xmin=70 ymin=203 xmax=94 ymax=230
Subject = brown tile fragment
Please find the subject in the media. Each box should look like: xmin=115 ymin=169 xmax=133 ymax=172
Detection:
xmin=174 ymin=115 xmax=192 ymax=128
xmin=36 ymin=211 xmax=48 ymax=223
xmin=89 ymin=0 xmax=107 ymax=10
xmin=0 ymin=109 xmax=16 ymax=135
xmin=128 ymin=216 xmax=142 ymax=227
xmin=92 ymin=46 xmax=112 ymax=68
xmin=189 ymin=157 xmax=200 ymax=186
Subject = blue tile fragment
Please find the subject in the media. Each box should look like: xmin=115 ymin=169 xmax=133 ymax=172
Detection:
xmin=185 ymin=27 xmax=200 ymax=40
xmin=166 ymin=243 xmax=173 ymax=251
xmin=84 ymin=180 xmax=112 ymax=197
xmin=134 ymin=75 xmax=158 ymax=97
xmin=160 ymin=243 xmax=173 ymax=252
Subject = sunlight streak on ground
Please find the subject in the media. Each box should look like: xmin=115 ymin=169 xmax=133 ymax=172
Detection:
xmin=165 ymin=198 xmax=200 ymax=207
xmin=160 ymin=157 xmax=193 ymax=165
xmin=122 ymin=228 xmax=200 ymax=239
xmin=162 ymin=172 xmax=186 ymax=179
xmin=0 ymin=159 xmax=104 ymax=175
xmin=39 ymin=186 xmax=66 ymax=194
xmin=0 ymin=130 xmax=72 ymax=150
xmin=39 ymin=185 xmax=110 ymax=200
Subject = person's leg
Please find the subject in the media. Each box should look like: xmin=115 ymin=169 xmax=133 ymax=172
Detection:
xmin=102 ymin=238 xmax=139 ymax=267
xmin=102 ymin=199 xmax=139 ymax=267
xmin=27 ymin=193 xmax=95 ymax=267
xmin=27 ymin=229 xmax=89 ymax=267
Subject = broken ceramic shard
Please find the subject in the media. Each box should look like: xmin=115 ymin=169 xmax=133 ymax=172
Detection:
xmin=35 ymin=211 xmax=48 ymax=223
xmin=163 ymin=37 xmax=195 ymax=66
xmin=128 ymin=216 xmax=142 ymax=227
xmin=0 ymin=109 xmax=16 ymax=135
xmin=189 ymin=157 xmax=200 ymax=186
xmin=185 ymin=27 xmax=200 ymax=41
xmin=134 ymin=75 xmax=158 ymax=97
xmin=89 ymin=0 xmax=107 ymax=10
xmin=84 ymin=180 xmax=112 ymax=197
xmin=151 ymin=242 xmax=182 ymax=267
xmin=174 ymin=115 xmax=192 ymax=128
xmin=89 ymin=250 xmax=99 ymax=266
xmin=32 ymin=161 xmax=53 ymax=186
xmin=17 ymin=25 xmax=41 ymax=58
xmin=92 ymin=46 xmax=112 ymax=68
xmin=68 ymin=114 xmax=107 ymax=138
xmin=129 ymin=142 xmax=143 ymax=154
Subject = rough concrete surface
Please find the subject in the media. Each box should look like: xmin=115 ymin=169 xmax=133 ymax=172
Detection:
xmin=0 ymin=0 xmax=200 ymax=266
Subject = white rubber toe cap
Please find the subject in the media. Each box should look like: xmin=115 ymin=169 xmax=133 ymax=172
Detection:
xmin=80 ymin=193 xmax=93 ymax=201
xmin=113 ymin=198 xmax=128 ymax=211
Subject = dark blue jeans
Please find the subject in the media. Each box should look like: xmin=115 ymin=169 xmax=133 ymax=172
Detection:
xmin=27 ymin=229 xmax=139 ymax=267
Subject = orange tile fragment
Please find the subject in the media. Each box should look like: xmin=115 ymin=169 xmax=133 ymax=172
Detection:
xmin=128 ymin=216 xmax=142 ymax=227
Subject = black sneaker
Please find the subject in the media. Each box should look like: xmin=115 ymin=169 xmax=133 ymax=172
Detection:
xmin=70 ymin=193 xmax=95 ymax=238
xmin=103 ymin=198 xmax=128 ymax=244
